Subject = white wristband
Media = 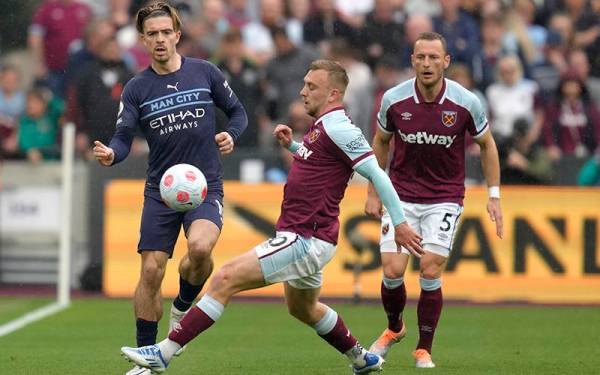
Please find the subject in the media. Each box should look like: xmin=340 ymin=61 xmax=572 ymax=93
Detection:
xmin=488 ymin=186 xmax=500 ymax=199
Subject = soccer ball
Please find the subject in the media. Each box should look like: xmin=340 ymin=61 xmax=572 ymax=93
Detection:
xmin=160 ymin=163 xmax=208 ymax=212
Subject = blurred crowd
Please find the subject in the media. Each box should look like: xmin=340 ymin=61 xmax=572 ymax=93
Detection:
xmin=0 ymin=0 xmax=599 ymax=185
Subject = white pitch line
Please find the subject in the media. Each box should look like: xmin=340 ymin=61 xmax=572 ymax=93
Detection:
xmin=0 ymin=302 xmax=70 ymax=337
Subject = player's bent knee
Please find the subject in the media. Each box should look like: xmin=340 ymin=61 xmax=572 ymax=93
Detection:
xmin=187 ymin=238 xmax=214 ymax=261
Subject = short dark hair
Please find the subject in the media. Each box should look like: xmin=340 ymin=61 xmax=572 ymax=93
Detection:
xmin=135 ymin=1 xmax=182 ymax=33
xmin=414 ymin=32 xmax=448 ymax=54
xmin=308 ymin=59 xmax=349 ymax=93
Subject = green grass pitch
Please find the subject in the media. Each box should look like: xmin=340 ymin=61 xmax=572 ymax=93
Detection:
xmin=1 ymin=297 xmax=598 ymax=374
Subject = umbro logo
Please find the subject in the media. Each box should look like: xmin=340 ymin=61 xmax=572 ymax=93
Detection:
xmin=167 ymin=82 xmax=179 ymax=91
xmin=401 ymin=112 xmax=412 ymax=120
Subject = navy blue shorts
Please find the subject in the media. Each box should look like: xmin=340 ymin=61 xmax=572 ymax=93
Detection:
xmin=138 ymin=187 xmax=224 ymax=257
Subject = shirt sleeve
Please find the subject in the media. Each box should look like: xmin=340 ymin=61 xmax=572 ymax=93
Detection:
xmin=324 ymin=118 xmax=375 ymax=168
xmin=466 ymin=90 xmax=489 ymax=139
xmin=207 ymin=62 xmax=248 ymax=142
xmin=108 ymin=81 xmax=139 ymax=164
xmin=377 ymin=92 xmax=395 ymax=134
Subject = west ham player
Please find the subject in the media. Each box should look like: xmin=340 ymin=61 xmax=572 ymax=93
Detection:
xmin=120 ymin=60 xmax=423 ymax=374
xmin=92 ymin=3 xmax=247 ymax=375
xmin=364 ymin=32 xmax=503 ymax=368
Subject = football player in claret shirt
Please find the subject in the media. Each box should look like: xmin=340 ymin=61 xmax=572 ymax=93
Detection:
xmin=121 ymin=59 xmax=423 ymax=374
xmin=365 ymin=32 xmax=503 ymax=368
xmin=92 ymin=3 xmax=247 ymax=374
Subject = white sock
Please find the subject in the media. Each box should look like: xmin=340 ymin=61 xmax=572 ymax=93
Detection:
xmin=157 ymin=338 xmax=181 ymax=361
xmin=345 ymin=343 xmax=367 ymax=367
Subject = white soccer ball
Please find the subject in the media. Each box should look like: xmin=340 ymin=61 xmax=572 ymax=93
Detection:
xmin=160 ymin=163 xmax=208 ymax=212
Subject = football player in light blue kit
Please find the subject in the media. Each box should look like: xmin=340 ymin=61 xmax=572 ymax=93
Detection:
xmin=93 ymin=3 xmax=247 ymax=374
xmin=121 ymin=60 xmax=424 ymax=374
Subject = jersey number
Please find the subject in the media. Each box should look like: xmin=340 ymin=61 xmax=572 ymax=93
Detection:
xmin=440 ymin=213 xmax=453 ymax=232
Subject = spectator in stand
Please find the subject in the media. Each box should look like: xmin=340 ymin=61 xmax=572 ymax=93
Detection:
xmin=543 ymin=71 xmax=600 ymax=160
xmin=265 ymin=26 xmax=319 ymax=123
xmin=242 ymin=0 xmax=285 ymax=66
xmin=70 ymin=36 xmax=135 ymax=159
xmin=195 ymin=0 xmax=230 ymax=57
xmin=360 ymin=0 xmax=406 ymax=69
xmin=497 ymin=117 xmax=554 ymax=184
xmin=303 ymin=0 xmax=359 ymax=54
xmin=565 ymin=0 xmax=600 ymax=52
xmin=226 ymin=0 xmax=250 ymax=29
xmin=548 ymin=12 xmax=576 ymax=51
xmin=370 ymin=55 xmax=402 ymax=138
xmin=285 ymin=0 xmax=311 ymax=46
xmin=433 ymin=0 xmax=481 ymax=71
xmin=18 ymin=87 xmax=64 ymax=163
xmin=512 ymin=0 xmax=548 ymax=67
xmin=577 ymin=150 xmax=600 ymax=185
xmin=28 ymin=0 xmax=92 ymax=98
xmin=64 ymin=18 xmax=117 ymax=94
xmin=474 ymin=13 xmax=515 ymax=92
xmin=587 ymin=0 xmax=600 ymax=77
xmin=502 ymin=1 xmax=538 ymax=75
xmin=486 ymin=55 xmax=544 ymax=146
xmin=214 ymin=28 xmax=266 ymax=148
xmin=0 ymin=65 xmax=26 ymax=158
xmin=328 ymin=38 xmax=374 ymax=139
xmin=334 ymin=0 xmax=374 ymax=29
xmin=530 ymin=30 xmax=566 ymax=98
xmin=404 ymin=0 xmax=439 ymax=17
xmin=568 ymin=48 xmax=600 ymax=106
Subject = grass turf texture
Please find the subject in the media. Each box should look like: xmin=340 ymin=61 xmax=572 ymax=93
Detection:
xmin=0 ymin=297 xmax=597 ymax=374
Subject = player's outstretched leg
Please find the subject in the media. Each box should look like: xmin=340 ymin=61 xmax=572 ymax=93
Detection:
xmin=121 ymin=293 xmax=224 ymax=372
xmin=369 ymin=276 xmax=407 ymax=358
xmin=312 ymin=305 xmax=384 ymax=374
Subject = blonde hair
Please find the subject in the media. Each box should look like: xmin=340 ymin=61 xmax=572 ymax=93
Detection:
xmin=308 ymin=59 xmax=349 ymax=93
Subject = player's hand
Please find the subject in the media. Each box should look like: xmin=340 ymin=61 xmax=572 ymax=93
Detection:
xmin=487 ymin=198 xmax=503 ymax=239
xmin=394 ymin=222 xmax=424 ymax=258
xmin=92 ymin=140 xmax=114 ymax=166
xmin=273 ymin=124 xmax=293 ymax=148
xmin=364 ymin=186 xmax=383 ymax=219
xmin=215 ymin=132 xmax=234 ymax=155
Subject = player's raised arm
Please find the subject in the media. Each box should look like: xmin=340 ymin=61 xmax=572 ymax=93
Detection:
xmin=356 ymin=158 xmax=424 ymax=257
xmin=474 ymin=130 xmax=503 ymax=239
xmin=273 ymin=124 xmax=301 ymax=152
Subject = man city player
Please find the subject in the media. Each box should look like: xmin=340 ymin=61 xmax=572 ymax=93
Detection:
xmin=93 ymin=3 xmax=247 ymax=374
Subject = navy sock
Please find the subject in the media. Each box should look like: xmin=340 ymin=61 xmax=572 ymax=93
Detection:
xmin=136 ymin=318 xmax=158 ymax=346
xmin=173 ymin=276 xmax=203 ymax=312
